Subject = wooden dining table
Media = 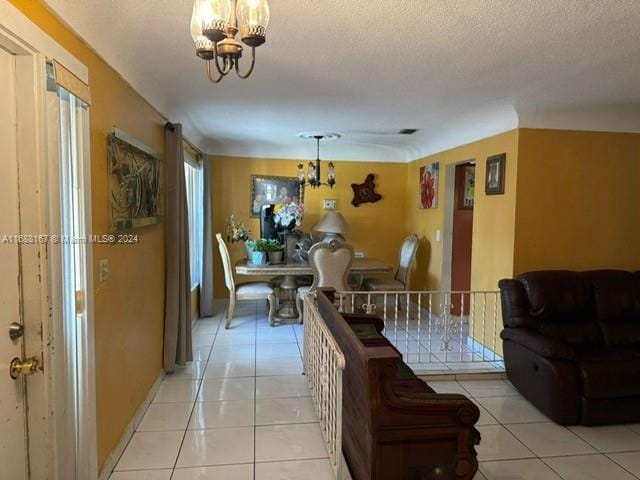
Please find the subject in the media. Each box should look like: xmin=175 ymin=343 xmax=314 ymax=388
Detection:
xmin=235 ymin=258 xmax=393 ymax=322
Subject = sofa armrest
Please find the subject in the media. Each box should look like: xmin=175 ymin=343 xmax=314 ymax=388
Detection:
xmin=501 ymin=328 xmax=576 ymax=361
xmin=383 ymin=389 xmax=481 ymax=428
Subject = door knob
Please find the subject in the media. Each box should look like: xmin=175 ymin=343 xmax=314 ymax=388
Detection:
xmin=9 ymin=356 xmax=40 ymax=379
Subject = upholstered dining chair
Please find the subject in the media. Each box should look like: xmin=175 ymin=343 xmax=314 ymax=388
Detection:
xmin=362 ymin=234 xmax=419 ymax=292
xmin=216 ymin=233 xmax=275 ymax=328
xmin=296 ymin=240 xmax=354 ymax=323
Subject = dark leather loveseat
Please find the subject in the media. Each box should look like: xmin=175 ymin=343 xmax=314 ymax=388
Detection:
xmin=317 ymin=290 xmax=480 ymax=480
xmin=499 ymin=270 xmax=640 ymax=425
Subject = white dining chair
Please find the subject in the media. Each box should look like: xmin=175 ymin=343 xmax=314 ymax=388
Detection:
xmin=362 ymin=234 xmax=419 ymax=292
xmin=216 ymin=233 xmax=275 ymax=328
xmin=296 ymin=240 xmax=354 ymax=322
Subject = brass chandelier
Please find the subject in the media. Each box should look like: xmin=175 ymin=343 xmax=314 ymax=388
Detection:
xmin=190 ymin=0 xmax=270 ymax=83
xmin=297 ymin=133 xmax=340 ymax=189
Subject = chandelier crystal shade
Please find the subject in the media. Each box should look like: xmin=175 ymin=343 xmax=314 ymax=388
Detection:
xmin=190 ymin=0 xmax=270 ymax=83
xmin=298 ymin=134 xmax=338 ymax=189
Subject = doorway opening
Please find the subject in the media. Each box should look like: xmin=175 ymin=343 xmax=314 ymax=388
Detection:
xmin=451 ymin=162 xmax=475 ymax=314
xmin=442 ymin=161 xmax=475 ymax=315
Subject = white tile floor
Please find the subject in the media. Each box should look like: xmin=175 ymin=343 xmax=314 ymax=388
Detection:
xmin=429 ymin=381 xmax=640 ymax=479
xmin=110 ymin=300 xmax=640 ymax=480
xmin=110 ymin=301 xmax=333 ymax=480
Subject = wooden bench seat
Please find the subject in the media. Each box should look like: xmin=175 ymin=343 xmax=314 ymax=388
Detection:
xmin=316 ymin=290 xmax=481 ymax=480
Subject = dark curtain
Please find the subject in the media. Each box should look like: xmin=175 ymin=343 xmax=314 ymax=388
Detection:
xmin=200 ymin=154 xmax=215 ymax=317
xmin=163 ymin=122 xmax=192 ymax=371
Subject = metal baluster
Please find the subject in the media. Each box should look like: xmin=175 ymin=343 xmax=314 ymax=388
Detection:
xmin=482 ymin=292 xmax=487 ymax=361
xmin=470 ymin=293 xmax=476 ymax=362
xmin=383 ymin=293 xmax=388 ymax=332
xmin=394 ymin=293 xmax=399 ymax=344
xmin=459 ymin=292 xmax=465 ymax=362
xmin=405 ymin=292 xmax=410 ymax=361
xmin=493 ymin=292 xmax=498 ymax=362
xmin=417 ymin=293 xmax=422 ymax=362
xmin=428 ymin=293 xmax=433 ymax=359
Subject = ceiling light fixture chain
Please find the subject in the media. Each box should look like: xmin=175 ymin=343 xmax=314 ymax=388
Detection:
xmin=297 ymin=133 xmax=339 ymax=189
xmin=190 ymin=0 xmax=269 ymax=83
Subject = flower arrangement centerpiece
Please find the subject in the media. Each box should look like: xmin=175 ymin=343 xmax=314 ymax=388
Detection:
xmin=225 ymin=215 xmax=254 ymax=260
xmin=225 ymin=215 xmax=251 ymax=243
xmin=273 ymin=202 xmax=304 ymax=231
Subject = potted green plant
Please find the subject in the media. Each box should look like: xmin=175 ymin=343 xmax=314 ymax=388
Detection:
xmin=264 ymin=239 xmax=285 ymax=264
xmin=246 ymin=238 xmax=269 ymax=265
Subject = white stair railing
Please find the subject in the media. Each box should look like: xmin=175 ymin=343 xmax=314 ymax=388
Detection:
xmin=303 ymin=294 xmax=345 ymax=479
xmin=337 ymin=290 xmax=503 ymax=373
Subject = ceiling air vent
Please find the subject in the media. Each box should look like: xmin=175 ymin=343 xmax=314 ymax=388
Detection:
xmin=398 ymin=128 xmax=419 ymax=135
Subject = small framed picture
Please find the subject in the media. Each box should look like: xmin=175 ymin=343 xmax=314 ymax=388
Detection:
xmin=458 ymin=164 xmax=475 ymax=210
xmin=485 ymin=153 xmax=506 ymax=195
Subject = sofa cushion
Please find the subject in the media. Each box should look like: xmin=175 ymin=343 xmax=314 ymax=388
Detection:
xmin=587 ymin=270 xmax=640 ymax=320
xmin=519 ymin=271 xmax=594 ymax=320
xmin=578 ymin=349 xmax=640 ymax=399
xmin=587 ymin=270 xmax=640 ymax=347
xmin=518 ymin=271 xmax=602 ymax=346
xmin=350 ymin=322 xmax=383 ymax=340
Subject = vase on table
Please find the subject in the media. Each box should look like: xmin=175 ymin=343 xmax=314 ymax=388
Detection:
xmin=268 ymin=250 xmax=284 ymax=264
xmin=251 ymin=251 xmax=267 ymax=265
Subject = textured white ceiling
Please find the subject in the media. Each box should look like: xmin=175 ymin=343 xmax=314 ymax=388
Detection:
xmin=44 ymin=0 xmax=640 ymax=161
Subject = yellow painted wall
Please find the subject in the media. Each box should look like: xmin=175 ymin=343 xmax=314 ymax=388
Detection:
xmin=405 ymin=130 xmax=520 ymax=292
xmin=514 ymin=128 xmax=640 ymax=274
xmin=10 ymin=1 xmax=166 ymax=469
xmin=212 ymin=155 xmax=407 ymax=298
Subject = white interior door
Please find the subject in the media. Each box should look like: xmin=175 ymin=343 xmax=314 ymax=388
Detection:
xmin=0 ymin=47 xmax=28 ymax=480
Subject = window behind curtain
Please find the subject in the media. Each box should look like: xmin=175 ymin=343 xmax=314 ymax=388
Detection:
xmin=184 ymin=154 xmax=203 ymax=289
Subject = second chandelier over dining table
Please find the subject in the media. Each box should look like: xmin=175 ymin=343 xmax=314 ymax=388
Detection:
xmin=297 ymin=132 xmax=340 ymax=189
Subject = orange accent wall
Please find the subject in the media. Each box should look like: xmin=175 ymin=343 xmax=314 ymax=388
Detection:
xmin=514 ymin=128 xmax=640 ymax=274
xmin=9 ymin=1 xmax=166 ymax=470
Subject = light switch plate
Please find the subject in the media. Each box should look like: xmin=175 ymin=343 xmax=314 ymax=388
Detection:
xmin=99 ymin=259 xmax=109 ymax=282
xmin=435 ymin=230 xmax=441 ymax=242
xmin=323 ymin=199 xmax=337 ymax=210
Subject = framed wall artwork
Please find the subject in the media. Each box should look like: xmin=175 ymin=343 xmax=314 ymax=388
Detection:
xmin=250 ymin=175 xmax=304 ymax=218
xmin=485 ymin=153 xmax=506 ymax=195
xmin=419 ymin=161 xmax=439 ymax=209
xmin=458 ymin=164 xmax=476 ymax=209
xmin=108 ymin=128 xmax=162 ymax=231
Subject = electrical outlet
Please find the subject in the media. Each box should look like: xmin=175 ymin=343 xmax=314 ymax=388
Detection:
xmin=354 ymin=251 xmax=364 ymax=258
xmin=99 ymin=259 xmax=109 ymax=282
xmin=323 ymin=199 xmax=337 ymax=210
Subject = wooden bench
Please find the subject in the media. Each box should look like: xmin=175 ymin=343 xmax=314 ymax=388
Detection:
xmin=316 ymin=290 xmax=481 ymax=480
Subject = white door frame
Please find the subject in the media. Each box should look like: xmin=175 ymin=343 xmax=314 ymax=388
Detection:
xmin=441 ymin=159 xmax=476 ymax=292
xmin=0 ymin=2 xmax=96 ymax=479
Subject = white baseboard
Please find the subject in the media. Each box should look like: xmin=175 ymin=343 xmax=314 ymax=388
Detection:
xmin=98 ymin=370 xmax=165 ymax=480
